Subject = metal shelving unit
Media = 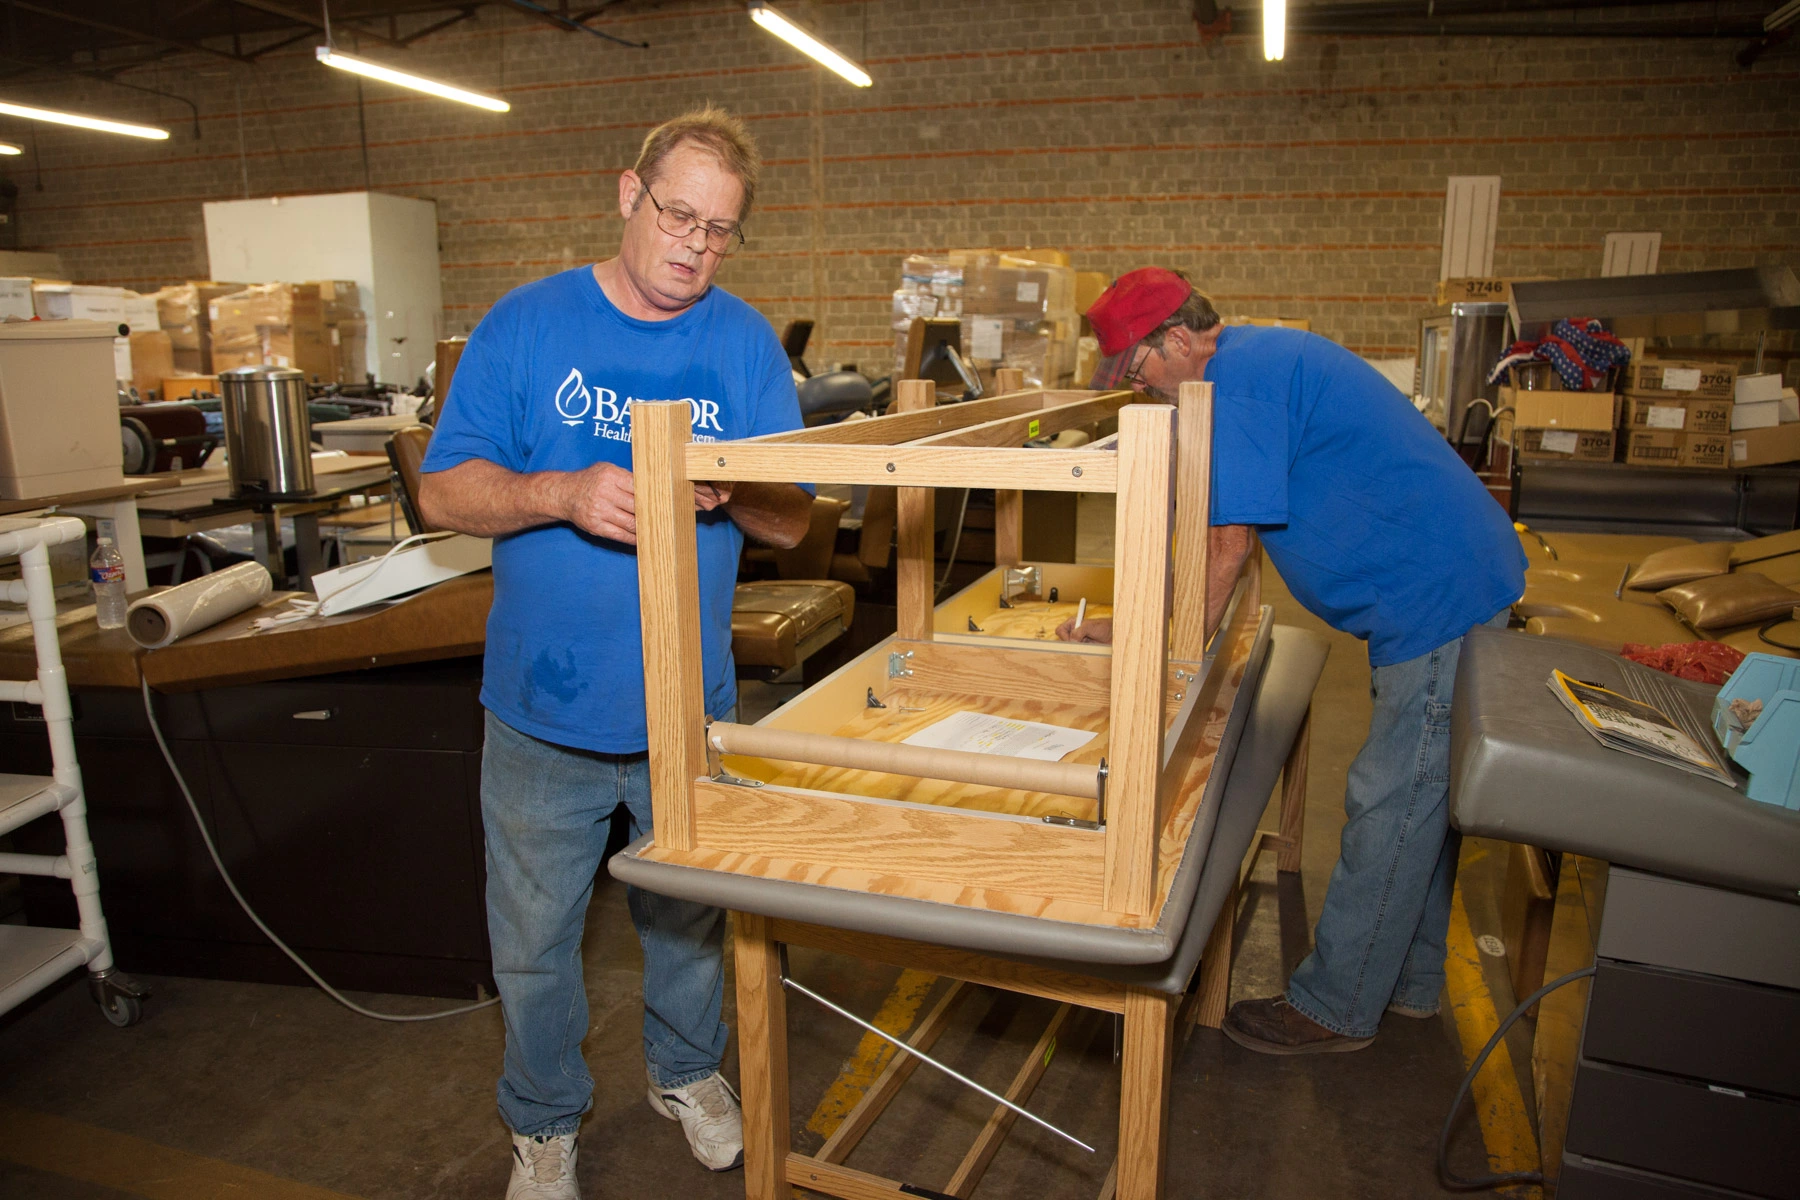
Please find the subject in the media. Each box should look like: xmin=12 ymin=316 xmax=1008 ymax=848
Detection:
xmin=0 ymin=514 xmax=146 ymax=1025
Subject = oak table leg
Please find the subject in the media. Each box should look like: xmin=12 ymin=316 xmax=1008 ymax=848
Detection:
xmin=1116 ymin=987 xmax=1175 ymax=1200
xmin=733 ymin=912 xmax=789 ymax=1200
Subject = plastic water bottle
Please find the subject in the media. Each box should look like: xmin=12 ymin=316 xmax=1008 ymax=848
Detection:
xmin=90 ymin=537 xmax=128 ymax=630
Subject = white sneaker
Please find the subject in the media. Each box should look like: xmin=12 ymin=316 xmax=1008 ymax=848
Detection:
xmin=506 ymin=1130 xmax=579 ymax=1200
xmin=646 ymin=1069 xmax=745 ymax=1172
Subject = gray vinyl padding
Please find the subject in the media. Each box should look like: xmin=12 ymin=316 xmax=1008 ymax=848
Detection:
xmin=610 ymin=613 xmax=1329 ymax=986
xmin=1450 ymin=627 xmax=1800 ymax=899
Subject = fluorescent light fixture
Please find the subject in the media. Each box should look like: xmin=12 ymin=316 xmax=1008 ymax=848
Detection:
xmin=315 ymin=46 xmax=510 ymax=113
xmin=0 ymin=142 xmax=20 ymax=156
xmin=748 ymin=2 xmax=872 ymax=88
xmin=1264 ymin=0 xmax=1286 ymax=60
xmin=0 ymin=100 xmax=168 ymax=141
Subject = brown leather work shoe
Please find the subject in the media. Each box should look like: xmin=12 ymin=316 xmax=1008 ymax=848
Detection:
xmin=1222 ymin=996 xmax=1375 ymax=1055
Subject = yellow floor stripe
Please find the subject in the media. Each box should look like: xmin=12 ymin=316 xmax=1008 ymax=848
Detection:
xmin=1445 ymin=884 xmax=1541 ymax=1192
xmin=804 ymin=968 xmax=938 ymax=1141
xmin=0 ymin=1103 xmax=365 ymax=1200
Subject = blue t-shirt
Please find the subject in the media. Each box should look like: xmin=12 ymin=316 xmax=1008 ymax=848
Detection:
xmin=421 ymin=267 xmax=805 ymax=752
xmin=1206 ymin=325 xmax=1526 ymax=667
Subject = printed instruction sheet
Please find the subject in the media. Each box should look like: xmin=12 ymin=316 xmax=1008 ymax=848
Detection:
xmin=901 ymin=710 xmax=1099 ymax=762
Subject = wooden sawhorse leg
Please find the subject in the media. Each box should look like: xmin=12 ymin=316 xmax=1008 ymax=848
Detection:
xmin=733 ymin=912 xmax=790 ymax=1200
xmin=1276 ymin=705 xmax=1310 ymax=874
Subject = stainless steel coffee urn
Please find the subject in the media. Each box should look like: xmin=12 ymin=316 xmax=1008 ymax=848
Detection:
xmin=219 ymin=366 xmax=315 ymax=497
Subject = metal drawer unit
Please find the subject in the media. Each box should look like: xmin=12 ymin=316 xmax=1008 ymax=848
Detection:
xmin=1560 ymin=868 xmax=1800 ymax=1200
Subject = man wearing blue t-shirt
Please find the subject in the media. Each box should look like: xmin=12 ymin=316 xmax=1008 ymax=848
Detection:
xmin=1076 ymin=268 xmax=1525 ymax=1056
xmin=419 ymin=106 xmax=811 ymax=1199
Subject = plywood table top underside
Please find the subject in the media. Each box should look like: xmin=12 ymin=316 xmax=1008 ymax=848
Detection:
xmin=646 ymin=616 xmax=1263 ymax=930
xmin=964 ymin=599 xmax=1114 ymax=643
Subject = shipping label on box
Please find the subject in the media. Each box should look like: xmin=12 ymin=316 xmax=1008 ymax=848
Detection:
xmin=1624 ymin=358 xmax=1737 ymax=400
xmin=1626 ymin=430 xmax=1730 ymax=469
xmin=1624 ymin=396 xmax=1733 ymax=435
xmin=1519 ymin=428 xmax=1615 ymax=462
xmin=1504 ymin=386 xmax=1617 ymax=431
xmin=1731 ymin=424 xmax=1800 ymax=468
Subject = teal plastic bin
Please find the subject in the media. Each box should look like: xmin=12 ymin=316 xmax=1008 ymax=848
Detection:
xmin=1711 ymin=653 xmax=1800 ymax=811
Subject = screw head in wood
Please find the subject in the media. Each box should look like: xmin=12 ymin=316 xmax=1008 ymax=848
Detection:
xmin=1071 ymin=466 xmax=1083 ymax=477
xmin=886 ymin=462 xmax=896 ymax=472
xmin=716 ymin=457 xmax=726 ymax=466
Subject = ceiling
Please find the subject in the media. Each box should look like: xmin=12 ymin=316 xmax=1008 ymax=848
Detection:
xmin=0 ymin=0 xmax=1789 ymax=87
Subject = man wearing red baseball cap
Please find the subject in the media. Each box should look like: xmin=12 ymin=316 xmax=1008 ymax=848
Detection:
xmin=1074 ymin=267 xmax=1526 ymax=1055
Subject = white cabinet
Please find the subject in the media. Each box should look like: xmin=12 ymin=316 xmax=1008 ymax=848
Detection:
xmin=202 ymin=192 xmax=442 ymax=387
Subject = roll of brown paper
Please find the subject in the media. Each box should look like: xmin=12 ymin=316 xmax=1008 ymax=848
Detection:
xmin=707 ymin=721 xmax=1100 ymax=799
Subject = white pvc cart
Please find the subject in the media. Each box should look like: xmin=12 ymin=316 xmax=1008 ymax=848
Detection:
xmin=0 ymin=515 xmax=147 ymax=1026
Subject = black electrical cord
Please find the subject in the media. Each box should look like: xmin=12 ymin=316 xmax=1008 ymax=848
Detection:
xmin=140 ymin=674 xmax=499 ymax=1023
xmin=1757 ymin=616 xmax=1800 ymax=653
xmin=1437 ymin=965 xmax=1598 ymax=1191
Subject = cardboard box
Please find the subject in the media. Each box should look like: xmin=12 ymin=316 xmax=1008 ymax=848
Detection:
xmin=1518 ymin=428 xmax=1615 ymax=462
xmin=1731 ymin=400 xmax=1782 ymax=431
xmin=32 ymin=282 xmax=128 ymax=325
xmin=1736 ymin=373 xmax=1784 ymax=404
xmin=333 ymin=317 xmax=368 ymax=384
xmin=121 ymin=291 xmax=160 ymax=333
xmin=154 ymin=284 xmax=202 ymax=350
xmin=128 ymin=331 xmax=173 ymax=396
xmin=1625 ymin=430 xmax=1731 ymax=469
xmin=1731 ymin=424 xmax=1800 ymax=468
xmin=1074 ymin=272 xmax=1109 ymax=316
xmin=1434 ymin=276 xmax=1552 ymax=306
xmin=1623 ymin=358 xmax=1737 ymax=401
xmin=161 ymin=375 xmax=220 ymax=401
xmin=211 ymin=283 xmax=332 ymax=379
xmin=1624 ymin=396 xmax=1734 ymax=435
xmin=1504 ymin=386 xmax=1617 ymax=431
xmin=172 ymin=347 xmax=204 ymax=374
xmin=314 ymin=280 xmax=361 ymax=324
xmin=0 ymin=277 xmax=33 ymax=321
xmin=191 ymin=281 xmax=250 ymax=374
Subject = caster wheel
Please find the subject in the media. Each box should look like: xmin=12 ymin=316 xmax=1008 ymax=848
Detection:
xmin=101 ymin=992 xmax=142 ymax=1028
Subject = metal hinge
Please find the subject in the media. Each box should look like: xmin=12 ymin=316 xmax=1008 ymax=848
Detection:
xmin=888 ymin=650 xmax=914 ymax=678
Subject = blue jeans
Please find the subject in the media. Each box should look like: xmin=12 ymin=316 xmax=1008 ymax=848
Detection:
xmin=1284 ymin=611 xmax=1508 ymax=1039
xmin=481 ymin=711 xmax=730 ymax=1138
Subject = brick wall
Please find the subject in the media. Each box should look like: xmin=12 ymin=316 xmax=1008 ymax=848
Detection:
xmin=4 ymin=0 xmax=1795 ymax=374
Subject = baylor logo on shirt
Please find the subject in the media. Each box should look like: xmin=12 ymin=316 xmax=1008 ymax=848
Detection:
xmin=552 ymin=367 xmax=724 ymax=444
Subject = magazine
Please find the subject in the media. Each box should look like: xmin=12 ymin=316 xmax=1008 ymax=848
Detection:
xmin=1547 ymin=669 xmax=1734 ymax=786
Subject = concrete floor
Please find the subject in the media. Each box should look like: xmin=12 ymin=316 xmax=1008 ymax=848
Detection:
xmin=0 ymin=555 xmax=1536 ymax=1199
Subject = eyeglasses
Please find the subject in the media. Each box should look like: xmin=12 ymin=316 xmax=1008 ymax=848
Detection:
xmin=641 ymin=185 xmax=746 ymax=257
xmin=1121 ymin=345 xmax=1169 ymax=401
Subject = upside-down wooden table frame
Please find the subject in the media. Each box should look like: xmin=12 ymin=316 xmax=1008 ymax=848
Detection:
xmin=626 ymin=378 xmax=1267 ymax=1200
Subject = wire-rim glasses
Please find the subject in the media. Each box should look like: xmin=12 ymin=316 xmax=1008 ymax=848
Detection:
xmin=642 ymin=185 xmax=746 ymax=257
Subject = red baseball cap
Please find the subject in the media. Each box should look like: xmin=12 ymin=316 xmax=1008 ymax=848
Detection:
xmin=1087 ymin=267 xmax=1193 ymax=390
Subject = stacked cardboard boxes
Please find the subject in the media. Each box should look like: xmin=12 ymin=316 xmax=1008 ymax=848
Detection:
xmin=210 ymin=283 xmax=333 ymax=379
xmin=892 ymin=250 xmax=1078 ymax=388
xmin=1728 ymin=373 xmax=1800 ymax=467
xmin=318 ymin=280 xmax=368 ymax=385
xmin=1503 ymin=386 xmax=1619 ymax=462
xmin=1619 ymin=358 xmax=1738 ymax=468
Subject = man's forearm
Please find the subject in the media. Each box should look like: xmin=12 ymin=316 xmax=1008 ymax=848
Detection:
xmin=418 ymin=458 xmax=572 ymax=538
xmin=724 ymin=481 xmax=812 ymax=549
xmin=1204 ymin=524 xmax=1256 ymax=639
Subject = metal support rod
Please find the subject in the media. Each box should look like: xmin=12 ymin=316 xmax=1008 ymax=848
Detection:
xmin=496 ymin=0 xmax=648 ymax=46
xmin=780 ymin=973 xmax=1097 ymax=1154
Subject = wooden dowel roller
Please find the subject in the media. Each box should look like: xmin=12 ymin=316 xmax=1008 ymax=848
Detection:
xmin=707 ymin=722 xmax=1100 ymax=800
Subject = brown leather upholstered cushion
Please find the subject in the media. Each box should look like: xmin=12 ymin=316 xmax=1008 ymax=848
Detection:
xmin=1658 ymin=571 xmax=1800 ymax=632
xmin=1626 ymin=541 xmax=1732 ymax=591
xmin=730 ymin=581 xmax=854 ymax=668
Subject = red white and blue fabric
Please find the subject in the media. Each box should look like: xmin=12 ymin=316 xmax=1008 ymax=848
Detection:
xmin=1487 ymin=318 xmax=1631 ymax=391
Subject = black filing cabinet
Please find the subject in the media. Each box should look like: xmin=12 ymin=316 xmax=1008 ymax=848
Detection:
xmin=1559 ymin=868 xmax=1800 ymax=1200
xmin=4 ymin=658 xmax=493 ymax=999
